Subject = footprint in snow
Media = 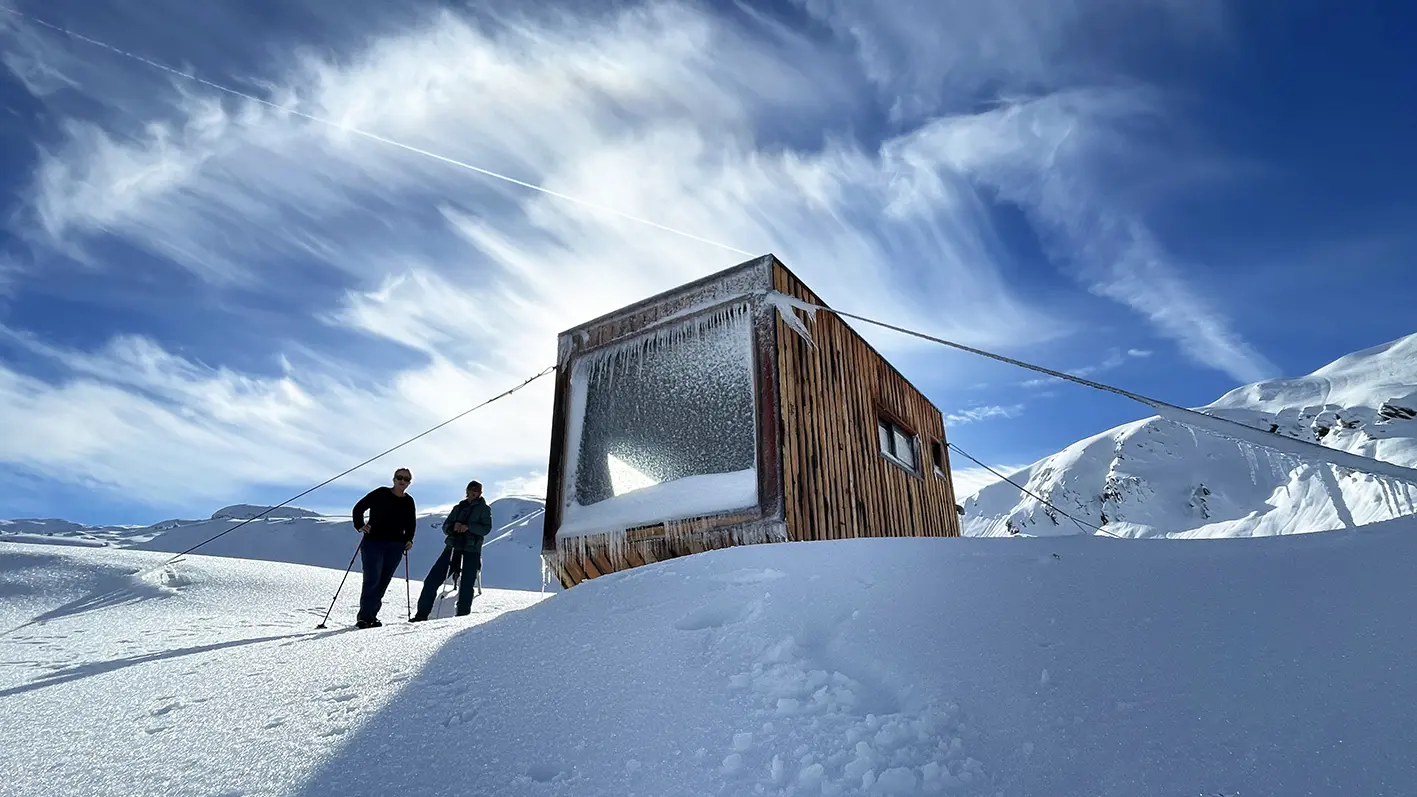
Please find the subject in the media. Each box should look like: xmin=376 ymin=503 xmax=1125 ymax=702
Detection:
xmin=674 ymin=600 xmax=762 ymax=632
xmin=525 ymin=763 xmax=567 ymax=783
xmin=149 ymin=700 xmax=185 ymax=717
xmin=442 ymin=708 xmax=479 ymax=727
xmin=713 ymin=568 xmax=787 ymax=586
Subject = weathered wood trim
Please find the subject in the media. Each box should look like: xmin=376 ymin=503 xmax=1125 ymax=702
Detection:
xmin=541 ymin=364 xmax=573 ymax=553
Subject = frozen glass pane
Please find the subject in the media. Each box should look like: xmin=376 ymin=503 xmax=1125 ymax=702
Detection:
xmin=878 ymin=421 xmax=892 ymax=456
xmin=573 ymin=305 xmax=757 ymax=507
xmin=893 ymin=428 xmax=916 ymax=469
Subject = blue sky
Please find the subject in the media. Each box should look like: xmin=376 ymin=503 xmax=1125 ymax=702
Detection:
xmin=0 ymin=0 xmax=1414 ymax=524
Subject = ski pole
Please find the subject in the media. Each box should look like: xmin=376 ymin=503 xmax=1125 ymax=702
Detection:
xmin=433 ymin=565 xmax=454 ymax=620
xmin=316 ymin=539 xmax=362 ymax=629
xmin=404 ymin=551 xmax=412 ymax=621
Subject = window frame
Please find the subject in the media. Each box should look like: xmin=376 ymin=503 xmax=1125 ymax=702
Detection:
xmin=876 ymin=412 xmax=921 ymax=476
xmin=929 ymin=438 xmax=947 ymax=479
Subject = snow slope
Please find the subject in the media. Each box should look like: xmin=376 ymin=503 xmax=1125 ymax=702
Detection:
xmin=5 ymin=520 xmax=1417 ymax=796
xmin=0 ymin=496 xmax=555 ymax=592
xmin=963 ymin=332 xmax=1417 ymax=538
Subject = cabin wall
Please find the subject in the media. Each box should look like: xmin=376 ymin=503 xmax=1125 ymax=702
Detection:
xmin=541 ymin=257 xmax=785 ymax=588
xmin=771 ymin=261 xmax=961 ymax=542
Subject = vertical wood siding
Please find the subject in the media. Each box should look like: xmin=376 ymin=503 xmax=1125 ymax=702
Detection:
xmin=771 ymin=261 xmax=960 ymax=541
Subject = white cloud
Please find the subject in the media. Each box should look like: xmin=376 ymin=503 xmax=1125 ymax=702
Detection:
xmin=0 ymin=1 xmax=1257 ymax=515
xmin=791 ymin=0 xmax=1227 ymax=120
xmin=0 ymin=2 xmax=1072 ymax=512
xmin=950 ymin=463 xmax=1029 ymax=498
xmin=492 ymin=472 xmax=549 ymax=501
xmin=0 ymin=324 xmax=554 ymax=506
xmin=1020 ymin=346 xmax=1153 ymax=388
xmin=894 ymin=90 xmax=1278 ymax=384
xmin=946 ymin=404 xmax=1026 ymax=425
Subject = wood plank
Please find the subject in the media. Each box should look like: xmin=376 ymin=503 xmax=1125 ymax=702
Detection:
xmin=542 ymin=365 xmax=573 ymax=552
xmin=778 ymin=313 xmax=803 ymax=541
xmin=826 ymin=319 xmax=847 ymax=540
xmin=808 ymin=311 xmax=831 ymax=542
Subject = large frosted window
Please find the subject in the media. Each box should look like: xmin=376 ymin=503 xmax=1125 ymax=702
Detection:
xmin=570 ymin=303 xmax=757 ymax=509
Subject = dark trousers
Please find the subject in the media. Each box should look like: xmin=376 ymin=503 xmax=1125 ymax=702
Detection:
xmin=357 ymin=537 xmax=405 ymax=623
xmin=416 ymin=545 xmax=479 ymax=618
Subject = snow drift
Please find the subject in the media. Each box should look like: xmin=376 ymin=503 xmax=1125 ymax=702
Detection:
xmin=963 ymin=331 xmax=1417 ymax=538
xmin=4 ymin=516 xmax=1417 ymax=796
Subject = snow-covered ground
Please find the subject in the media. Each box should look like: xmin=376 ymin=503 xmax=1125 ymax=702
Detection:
xmin=0 ymin=496 xmax=555 ymax=592
xmin=964 ymin=331 xmax=1417 ymax=538
xmin=4 ymin=518 xmax=1417 ymax=797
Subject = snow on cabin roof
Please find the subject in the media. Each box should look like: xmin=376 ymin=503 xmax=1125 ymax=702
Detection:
xmin=552 ymin=252 xmax=948 ymax=424
xmin=555 ymin=253 xmax=778 ymax=339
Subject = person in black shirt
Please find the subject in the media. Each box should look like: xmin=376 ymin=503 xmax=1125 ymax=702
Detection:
xmin=351 ymin=468 xmax=418 ymax=628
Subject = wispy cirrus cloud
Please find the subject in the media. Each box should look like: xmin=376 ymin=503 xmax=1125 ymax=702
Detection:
xmin=1020 ymin=346 xmax=1153 ymax=389
xmin=894 ymin=90 xmax=1279 ymax=384
xmin=946 ymin=404 xmax=1026 ymax=425
xmin=0 ymin=0 xmax=1089 ymax=515
xmin=791 ymin=0 xmax=1228 ymax=120
xmin=950 ymin=463 xmax=1030 ymax=498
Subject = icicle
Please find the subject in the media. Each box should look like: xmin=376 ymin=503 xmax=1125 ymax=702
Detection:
xmin=1261 ymin=447 xmax=1280 ymax=482
xmin=764 ymin=291 xmax=818 ymax=349
xmin=1239 ymin=440 xmax=1259 ymax=486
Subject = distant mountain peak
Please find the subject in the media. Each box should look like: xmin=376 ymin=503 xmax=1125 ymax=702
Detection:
xmin=963 ymin=332 xmax=1417 ymax=539
xmin=210 ymin=504 xmax=321 ymax=521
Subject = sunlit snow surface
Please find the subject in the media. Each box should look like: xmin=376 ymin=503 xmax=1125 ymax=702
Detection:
xmin=5 ymin=520 xmax=1417 ymax=796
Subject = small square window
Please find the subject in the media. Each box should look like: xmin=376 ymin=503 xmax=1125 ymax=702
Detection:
xmin=930 ymin=440 xmax=946 ymax=478
xmin=877 ymin=416 xmax=919 ymax=474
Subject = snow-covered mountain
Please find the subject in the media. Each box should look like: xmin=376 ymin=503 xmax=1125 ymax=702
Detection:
xmin=963 ymin=332 xmax=1417 ymax=538
xmin=0 ymin=495 xmax=556 ymax=592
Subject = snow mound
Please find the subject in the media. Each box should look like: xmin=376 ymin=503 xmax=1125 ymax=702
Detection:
xmin=964 ymin=332 xmax=1417 ymax=538
xmin=0 ymin=517 xmax=162 ymax=547
xmin=4 ymin=519 xmax=1417 ymax=796
xmin=210 ymin=504 xmax=322 ymax=520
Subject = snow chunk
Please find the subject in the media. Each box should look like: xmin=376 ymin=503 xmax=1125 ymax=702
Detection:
xmin=874 ymin=766 xmax=919 ymax=794
xmin=556 ymin=469 xmax=758 ymax=539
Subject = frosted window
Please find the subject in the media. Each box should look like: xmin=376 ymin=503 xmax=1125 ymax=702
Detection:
xmin=572 ymin=305 xmax=757 ymax=508
xmin=878 ymin=417 xmax=919 ymax=474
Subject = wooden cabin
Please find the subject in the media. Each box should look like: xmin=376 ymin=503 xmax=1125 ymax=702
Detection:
xmin=541 ymin=254 xmax=960 ymax=588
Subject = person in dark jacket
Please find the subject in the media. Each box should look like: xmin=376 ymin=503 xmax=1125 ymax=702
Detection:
xmin=411 ymin=480 xmax=492 ymax=620
xmin=351 ymin=468 xmax=418 ymax=628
